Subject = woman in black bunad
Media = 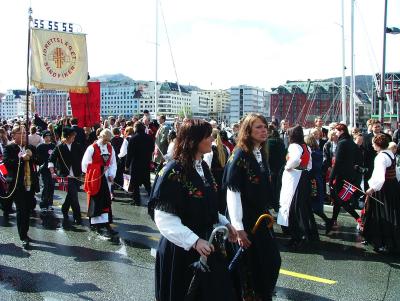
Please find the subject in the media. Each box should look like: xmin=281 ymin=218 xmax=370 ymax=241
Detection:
xmin=277 ymin=125 xmax=319 ymax=247
xmin=364 ymin=134 xmax=400 ymax=253
xmin=150 ymin=119 xmax=237 ymax=301
xmin=223 ymin=113 xmax=281 ymax=301
xmin=204 ymin=128 xmax=230 ymax=214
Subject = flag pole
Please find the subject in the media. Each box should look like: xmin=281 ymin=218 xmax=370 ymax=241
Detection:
xmin=25 ymin=6 xmax=33 ymax=143
xmin=343 ymin=180 xmax=384 ymax=206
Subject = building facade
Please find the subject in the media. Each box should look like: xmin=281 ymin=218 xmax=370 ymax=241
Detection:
xmin=33 ymin=89 xmax=68 ymax=118
xmin=0 ymin=90 xmax=26 ymax=120
xmin=229 ymin=85 xmax=270 ymax=124
xmin=202 ymin=89 xmax=230 ymax=124
xmin=100 ymin=81 xmax=139 ymax=118
xmin=190 ymin=91 xmax=209 ymax=119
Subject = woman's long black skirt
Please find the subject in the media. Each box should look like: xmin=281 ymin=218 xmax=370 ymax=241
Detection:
xmin=288 ymin=170 xmax=319 ymax=241
xmin=88 ymin=175 xmax=112 ymax=223
xmin=155 ymin=236 xmax=235 ymax=301
xmin=363 ymin=179 xmax=400 ymax=252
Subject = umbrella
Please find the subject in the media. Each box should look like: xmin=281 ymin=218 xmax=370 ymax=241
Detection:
xmin=228 ymin=213 xmax=274 ymax=272
xmin=185 ymin=225 xmax=229 ymax=301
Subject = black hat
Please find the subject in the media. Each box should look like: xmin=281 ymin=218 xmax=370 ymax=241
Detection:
xmin=42 ymin=130 xmax=52 ymax=138
xmin=62 ymin=127 xmax=75 ymax=138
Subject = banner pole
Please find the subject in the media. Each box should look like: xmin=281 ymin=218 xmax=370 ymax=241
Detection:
xmin=25 ymin=6 xmax=33 ymax=142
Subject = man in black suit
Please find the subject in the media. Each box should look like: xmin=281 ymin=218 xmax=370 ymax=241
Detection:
xmin=3 ymin=125 xmax=39 ymax=249
xmin=70 ymin=117 xmax=86 ymax=159
xmin=125 ymin=121 xmax=154 ymax=205
xmin=48 ymin=127 xmax=83 ymax=226
xmin=326 ymin=123 xmax=362 ymax=233
xmin=314 ymin=116 xmax=328 ymax=140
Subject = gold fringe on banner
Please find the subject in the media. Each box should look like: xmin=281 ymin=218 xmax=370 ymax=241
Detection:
xmin=32 ymin=80 xmax=89 ymax=94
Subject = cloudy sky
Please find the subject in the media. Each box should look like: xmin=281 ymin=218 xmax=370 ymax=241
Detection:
xmin=0 ymin=0 xmax=399 ymax=93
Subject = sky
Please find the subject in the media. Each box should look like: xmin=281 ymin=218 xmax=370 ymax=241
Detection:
xmin=0 ymin=0 xmax=399 ymax=93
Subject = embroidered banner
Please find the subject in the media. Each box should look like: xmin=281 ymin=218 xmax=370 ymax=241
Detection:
xmin=31 ymin=28 xmax=88 ymax=92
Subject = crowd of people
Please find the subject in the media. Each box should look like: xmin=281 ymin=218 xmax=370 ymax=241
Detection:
xmin=0 ymin=111 xmax=399 ymax=300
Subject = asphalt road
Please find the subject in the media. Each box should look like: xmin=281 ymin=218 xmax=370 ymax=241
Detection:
xmin=0 ymin=186 xmax=399 ymax=301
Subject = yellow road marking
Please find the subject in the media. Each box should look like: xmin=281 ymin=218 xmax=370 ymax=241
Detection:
xmin=148 ymin=236 xmax=160 ymax=241
xmin=280 ymin=269 xmax=337 ymax=284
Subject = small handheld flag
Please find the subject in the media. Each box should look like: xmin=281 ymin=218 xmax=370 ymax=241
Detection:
xmin=338 ymin=182 xmax=357 ymax=202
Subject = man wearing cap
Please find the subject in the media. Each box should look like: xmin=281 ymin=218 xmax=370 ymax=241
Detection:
xmin=3 ymin=125 xmax=39 ymax=249
xmin=48 ymin=127 xmax=83 ymax=226
xmin=37 ymin=130 xmax=56 ymax=211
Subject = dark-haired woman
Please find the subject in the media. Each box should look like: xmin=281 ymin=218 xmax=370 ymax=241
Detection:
xmin=204 ymin=128 xmax=230 ymax=213
xmin=224 ymin=113 xmax=281 ymax=301
xmin=277 ymin=125 xmax=319 ymax=247
xmin=326 ymin=123 xmax=362 ymax=234
xmin=363 ymin=134 xmax=400 ymax=253
xmin=266 ymin=126 xmax=286 ymax=212
xmin=151 ymin=119 xmax=237 ymax=301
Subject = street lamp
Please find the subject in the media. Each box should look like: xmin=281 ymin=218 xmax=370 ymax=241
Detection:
xmin=378 ymin=0 xmax=400 ymax=124
xmin=385 ymin=26 xmax=400 ymax=124
xmin=386 ymin=27 xmax=400 ymax=34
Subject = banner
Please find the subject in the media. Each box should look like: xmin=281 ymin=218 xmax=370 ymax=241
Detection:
xmin=31 ymin=28 xmax=88 ymax=92
xmin=69 ymin=81 xmax=100 ymax=127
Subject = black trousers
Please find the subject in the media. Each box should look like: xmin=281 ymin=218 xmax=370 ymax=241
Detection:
xmin=14 ymin=188 xmax=34 ymax=241
xmin=40 ymin=169 xmax=55 ymax=209
xmin=62 ymin=177 xmax=81 ymax=220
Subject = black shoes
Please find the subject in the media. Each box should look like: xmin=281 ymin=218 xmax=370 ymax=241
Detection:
xmin=325 ymin=219 xmax=334 ymax=235
xmin=22 ymin=239 xmax=30 ymax=250
xmin=106 ymin=225 xmax=118 ymax=236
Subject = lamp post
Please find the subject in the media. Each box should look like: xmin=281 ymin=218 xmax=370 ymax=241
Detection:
xmin=385 ymin=26 xmax=400 ymax=125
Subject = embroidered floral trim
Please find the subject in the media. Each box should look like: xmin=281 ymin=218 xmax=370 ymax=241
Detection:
xmin=230 ymin=151 xmax=261 ymax=185
xmin=166 ymin=167 xmax=215 ymax=198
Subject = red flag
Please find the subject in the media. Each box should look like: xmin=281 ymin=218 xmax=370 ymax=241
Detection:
xmin=0 ymin=162 xmax=8 ymax=177
xmin=338 ymin=182 xmax=357 ymax=202
xmin=69 ymin=81 xmax=100 ymax=127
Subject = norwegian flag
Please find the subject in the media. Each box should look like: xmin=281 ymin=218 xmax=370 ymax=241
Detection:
xmin=56 ymin=176 xmax=68 ymax=192
xmin=338 ymin=182 xmax=357 ymax=202
xmin=0 ymin=162 xmax=8 ymax=177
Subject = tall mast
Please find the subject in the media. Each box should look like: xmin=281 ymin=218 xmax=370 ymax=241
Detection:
xmin=341 ymin=0 xmax=346 ymax=124
xmin=154 ymin=0 xmax=159 ymax=118
xmin=349 ymin=0 xmax=355 ymax=127
xmin=379 ymin=0 xmax=388 ymax=123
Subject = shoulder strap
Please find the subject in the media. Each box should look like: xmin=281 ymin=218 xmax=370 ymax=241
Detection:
xmin=382 ymin=151 xmax=395 ymax=164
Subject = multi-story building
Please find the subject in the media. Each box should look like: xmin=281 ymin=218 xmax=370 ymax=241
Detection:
xmin=66 ymin=81 xmax=140 ymax=118
xmin=202 ymin=89 xmax=230 ymax=123
xmin=0 ymin=90 xmax=26 ymax=120
xmin=229 ymin=85 xmax=270 ymax=124
xmin=100 ymin=81 xmax=139 ymax=118
xmin=133 ymin=80 xmax=157 ymax=117
xmin=157 ymin=82 xmax=191 ymax=118
xmin=270 ymin=80 xmax=343 ymax=128
xmin=33 ymin=89 xmax=68 ymax=118
xmin=190 ymin=91 xmax=209 ymax=119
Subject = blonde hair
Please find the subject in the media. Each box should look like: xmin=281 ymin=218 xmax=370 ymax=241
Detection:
xmin=212 ymin=129 xmax=227 ymax=168
xmin=124 ymin=126 xmax=134 ymax=137
xmin=99 ymin=128 xmax=112 ymax=140
xmin=305 ymin=135 xmax=318 ymax=150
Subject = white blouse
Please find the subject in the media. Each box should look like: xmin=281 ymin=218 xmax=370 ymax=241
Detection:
xmin=368 ymin=150 xmax=399 ymax=191
xmin=226 ymin=147 xmax=264 ymax=231
xmin=155 ymin=160 xmax=230 ymax=251
xmin=285 ymin=143 xmax=312 ymax=171
xmin=81 ymin=140 xmax=117 ymax=179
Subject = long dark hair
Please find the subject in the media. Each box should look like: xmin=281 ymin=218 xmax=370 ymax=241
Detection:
xmin=174 ymin=119 xmax=212 ymax=172
xmin=288 ymin=125 xmax=304 ymax=144
xmin=236 ymin=113 xmax=268 ymax=155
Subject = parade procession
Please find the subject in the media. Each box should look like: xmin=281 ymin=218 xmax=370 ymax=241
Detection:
xmin=1 ymin=1 xmax=400 ymax=301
